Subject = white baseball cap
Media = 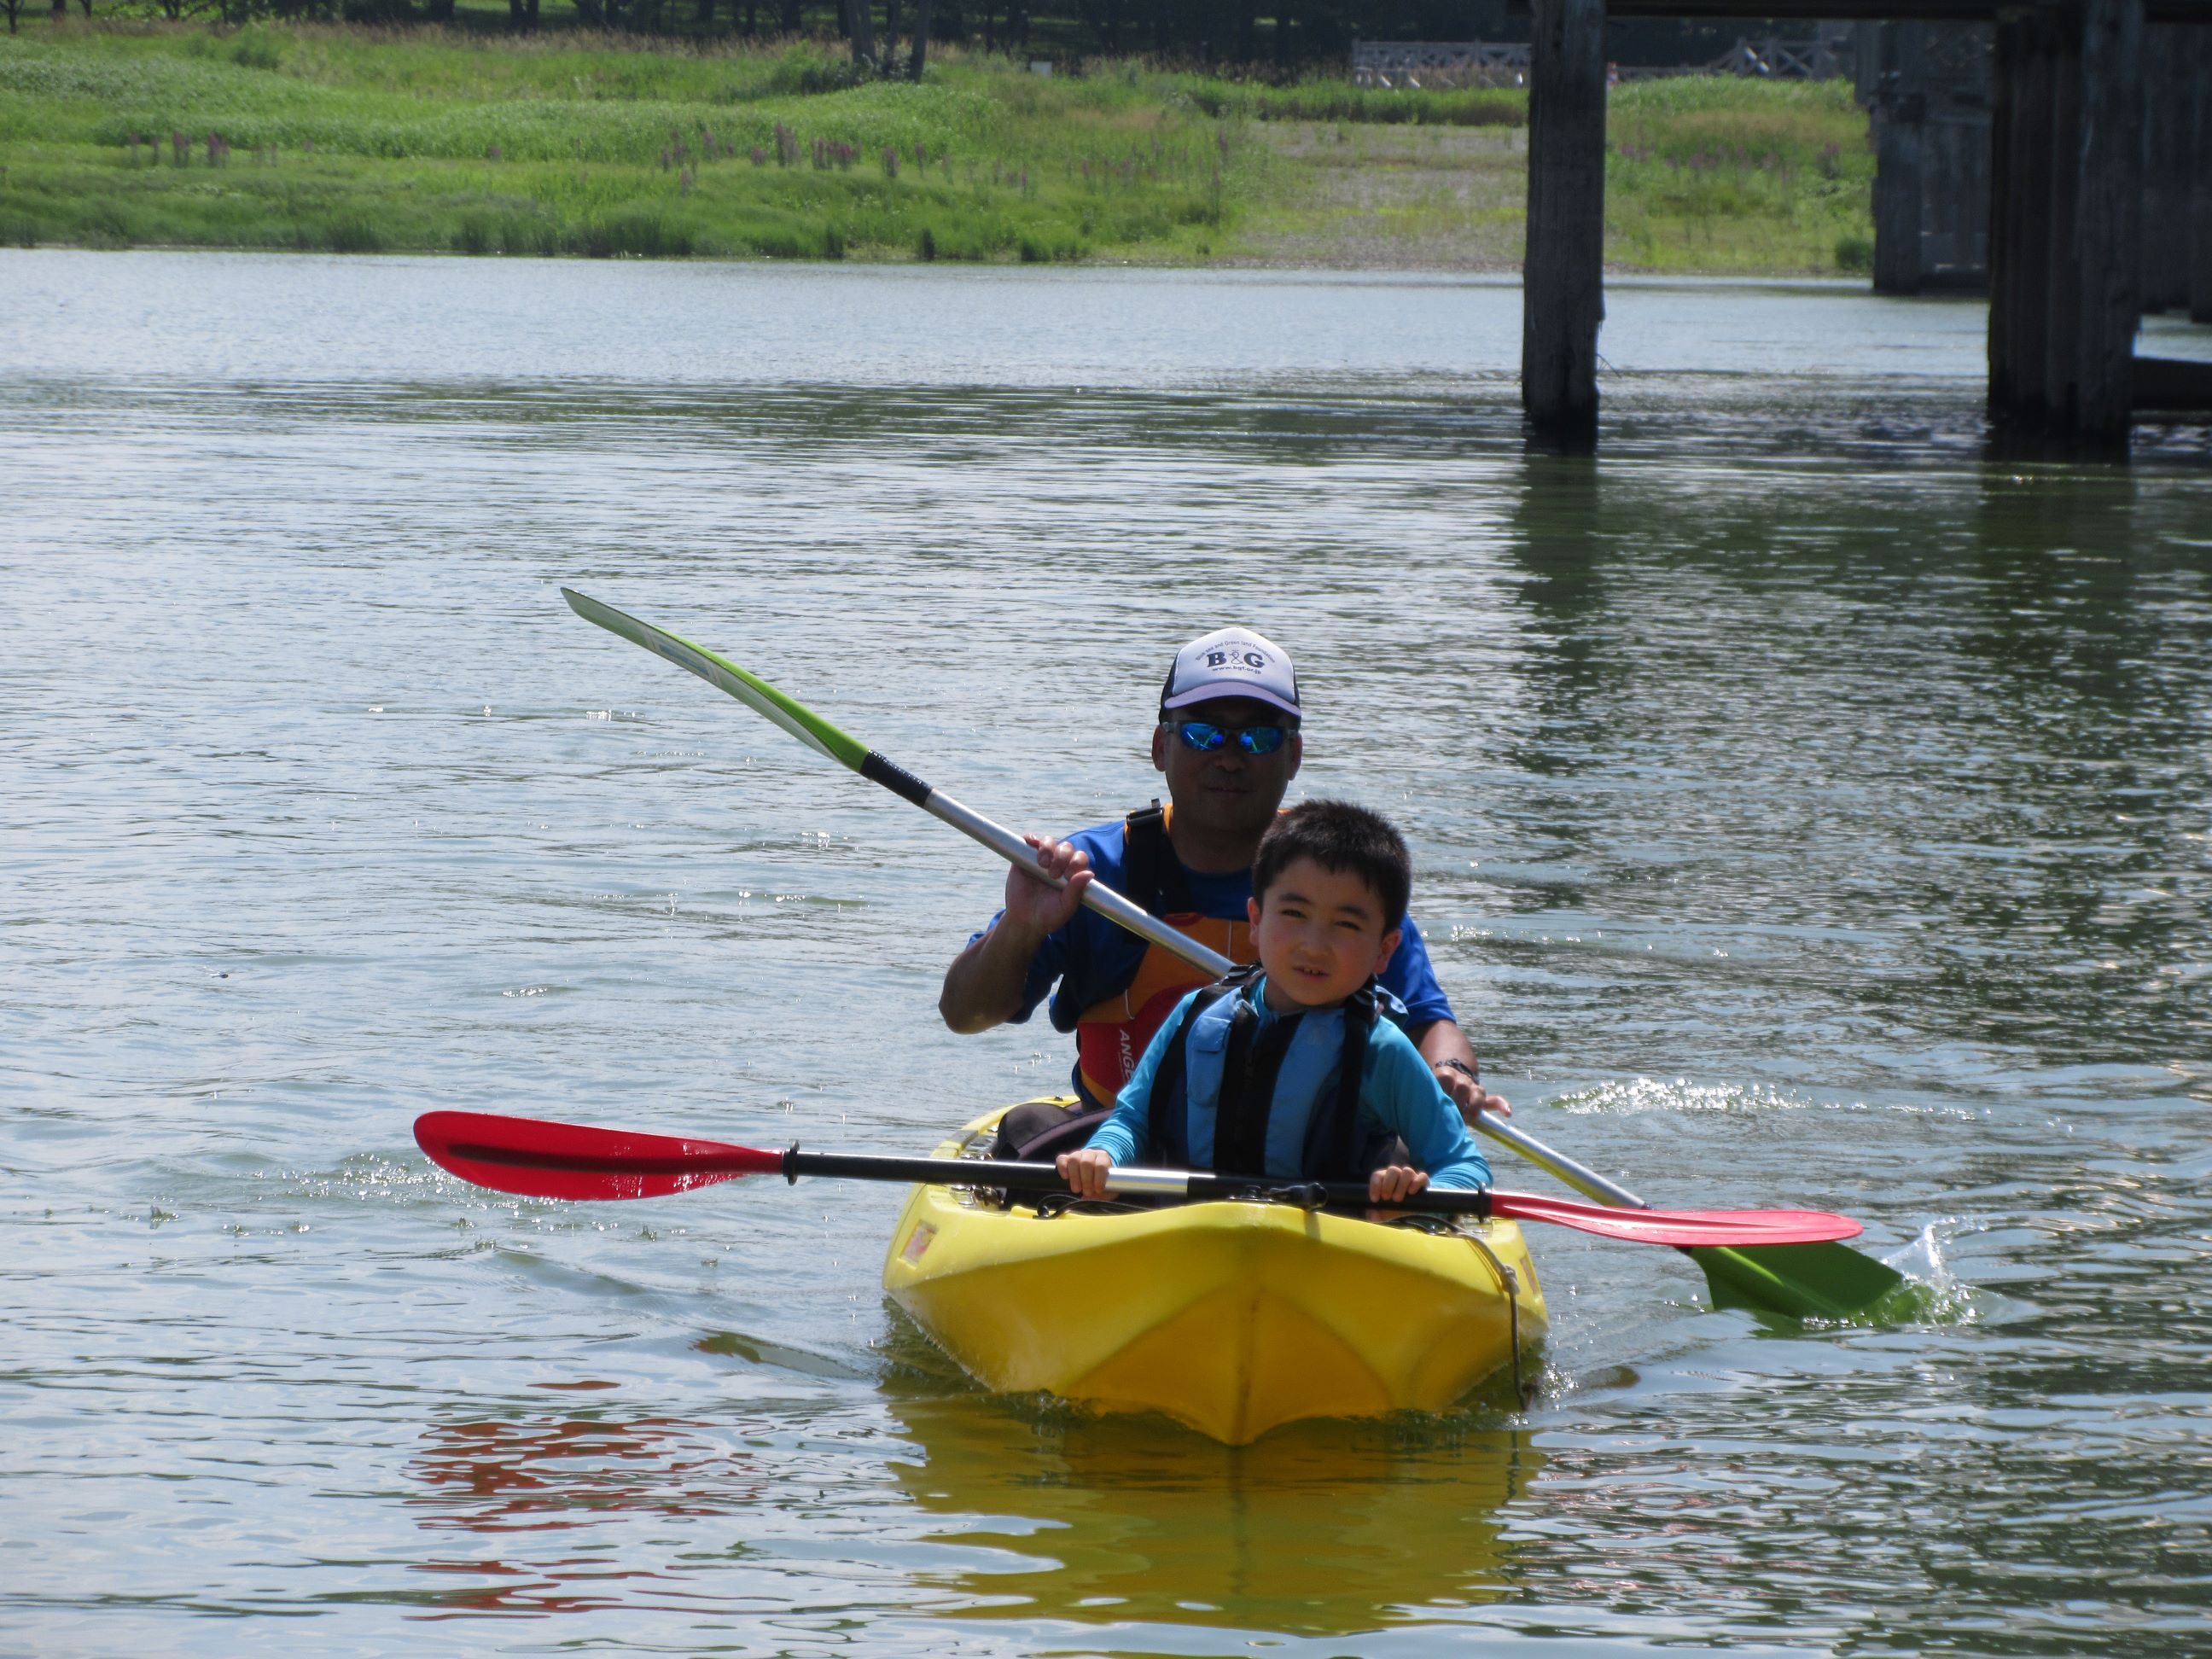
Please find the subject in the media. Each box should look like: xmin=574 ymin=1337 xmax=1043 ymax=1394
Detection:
xmin=1159 ymin=626 xmax=1301 ymax=721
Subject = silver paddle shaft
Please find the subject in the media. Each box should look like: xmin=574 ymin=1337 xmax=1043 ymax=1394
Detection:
xmin=924 ymin=788 xmax=1649 ymax=1213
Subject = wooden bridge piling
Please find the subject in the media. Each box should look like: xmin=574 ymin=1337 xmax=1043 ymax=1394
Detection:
xmin=1988 ymin=0 xmax=2147 ymax=447
xmin=1514 ymin=0 xmax=2204 ymax=454
xmin=2072 ymin=0 xmax=2145 ymax=446
xmin=2040 ymin=4 xmax=2085 ymax=432
xmin=1871 ymin=24 xmax=1930 ymax=294
xmin=2140 ymin=28 xmax=2194 ymax=312
xmin=1521 ymin=0 xmax=1607 ymax=451
xmin=2195 ymin=29 xmax=2212 ymax=323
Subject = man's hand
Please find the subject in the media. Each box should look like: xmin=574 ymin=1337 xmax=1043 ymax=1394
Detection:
xmin=1435 ymin=1062 xmax=1512 ymax=1123
xmin=1057 ymin=1147 xmax=1112 ymax=1201
xmin=940 ymin=834 xmax=1091 ymax=1034
xmin=1004 ymin=834 xmax=1092 ymax=937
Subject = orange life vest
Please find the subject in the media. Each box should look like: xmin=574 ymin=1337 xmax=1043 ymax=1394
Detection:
xmin=1071 ymin=803 xmax=1257 ymax=1108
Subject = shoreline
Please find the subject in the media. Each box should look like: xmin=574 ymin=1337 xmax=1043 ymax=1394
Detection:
xmin=2 ymin=24 xmax=1877 ymax=276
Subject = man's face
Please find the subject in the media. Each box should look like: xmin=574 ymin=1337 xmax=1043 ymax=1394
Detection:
xmin=1150 ymin=696 xmax=1303 ymax=841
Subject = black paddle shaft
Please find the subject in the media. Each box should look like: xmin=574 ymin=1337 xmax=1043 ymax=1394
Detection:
xmin=781 ymin=1146 xmax=1494 ymax=1216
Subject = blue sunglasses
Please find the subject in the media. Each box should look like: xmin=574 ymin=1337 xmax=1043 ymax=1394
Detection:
xmin=1172 ymin=719 xmax=1291 ymax=757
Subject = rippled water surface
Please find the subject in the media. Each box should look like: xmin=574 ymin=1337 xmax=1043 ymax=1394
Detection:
xmin=5 ymin=250 xmax=2210 ymax=1656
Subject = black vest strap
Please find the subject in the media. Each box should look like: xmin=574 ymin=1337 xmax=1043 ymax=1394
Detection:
xmin=1214 ymin=996 xmax=1303 ymax=1176
xmin=1143 ymin=963 xmax=1258 ymax=1167
xmin=1122 ymin=800 xmax=1196 ymax=917
xmin=1305 ymin=983 xmax=1381 ymax=1182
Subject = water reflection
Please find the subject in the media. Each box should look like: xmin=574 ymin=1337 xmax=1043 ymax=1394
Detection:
xmin=407 ymin=1399 xmax=765 ymax=1537
xmin=882 ymin=1378 xmax=1537 ymax=1638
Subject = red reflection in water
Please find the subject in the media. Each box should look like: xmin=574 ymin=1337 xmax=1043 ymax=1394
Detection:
xmin=407 ymin=1407 xmax=765 ymax=1536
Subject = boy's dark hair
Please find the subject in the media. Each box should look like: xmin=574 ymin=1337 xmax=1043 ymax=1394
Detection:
xmin=1251 ymin=800 xmax=1412 ymax=932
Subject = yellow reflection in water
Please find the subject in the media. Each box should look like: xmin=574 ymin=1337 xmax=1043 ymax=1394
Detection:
xmin=883 ymin=1382 xmax=1538 ymax=1638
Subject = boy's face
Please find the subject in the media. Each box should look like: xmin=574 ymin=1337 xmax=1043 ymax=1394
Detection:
xmin=1246 ymin=856 xmax=1402 ymax=1011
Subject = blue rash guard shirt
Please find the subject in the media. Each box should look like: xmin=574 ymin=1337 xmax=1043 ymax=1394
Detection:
xmin=973 ymin=818 xmax=1457 ymax=1037
xmin=1086 ymin=977 xmax=1493 ymax=1190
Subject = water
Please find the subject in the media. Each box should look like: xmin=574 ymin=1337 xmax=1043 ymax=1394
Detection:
xmin=4 ymin=249 xmax=2209 ymax=1656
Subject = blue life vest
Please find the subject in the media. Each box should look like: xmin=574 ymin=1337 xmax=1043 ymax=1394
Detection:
xmin=1143 ymin=965 xmax=1388 ymax=1182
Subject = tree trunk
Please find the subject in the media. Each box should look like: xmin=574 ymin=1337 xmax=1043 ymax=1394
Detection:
xmin=780 ymin=0 xmax=800 ymax=32
xmin=908 ymin=0 xmax=930 ymax=76
xmin=848 ymin=0 xmax=875 ymax=63
xmin=697 ymin=0 xmax=715 ymax=26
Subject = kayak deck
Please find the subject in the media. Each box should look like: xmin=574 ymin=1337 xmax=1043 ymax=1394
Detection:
xmin=880 ymin=1103 xmax=1547 ymax=1444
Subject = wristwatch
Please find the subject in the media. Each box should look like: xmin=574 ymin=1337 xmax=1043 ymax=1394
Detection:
xmin=1436 ymin=1057 xmax=1481 ymax=1086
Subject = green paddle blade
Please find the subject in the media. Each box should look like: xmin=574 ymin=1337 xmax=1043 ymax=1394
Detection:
xmin=1693 ymin=1240 xmax=1911 ymax=1320
xmin=562 ymin=588 xmax=869 ymax=773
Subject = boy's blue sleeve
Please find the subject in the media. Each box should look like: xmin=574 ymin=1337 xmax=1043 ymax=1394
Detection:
xmin=1085 ymin=990 xmax=1196 ymax=1166
xmin=1359 ymin=1020 xmax=1492 ymax=1190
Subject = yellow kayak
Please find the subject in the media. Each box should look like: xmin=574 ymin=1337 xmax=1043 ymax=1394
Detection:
xmin=880 ymin=1101 xmax=1547 ymax=1445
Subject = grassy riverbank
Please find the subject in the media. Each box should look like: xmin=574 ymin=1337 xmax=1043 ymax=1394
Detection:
xmin=0 ymin=20 xmax=1874 ymax=271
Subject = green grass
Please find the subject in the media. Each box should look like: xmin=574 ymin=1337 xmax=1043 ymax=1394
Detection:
xmin=0 ymin=20 xmax=1873 ymax=271
xmin=1604 ymin=77 xmax=1877 ymax=275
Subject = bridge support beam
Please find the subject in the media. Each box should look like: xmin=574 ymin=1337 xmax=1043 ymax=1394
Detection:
xmin=1522 ymin=0 xmax=1607 ymax=451
xmin=2139 ymin=26 xmax=2192 ymax=312
xmin=1988 ymin=0 xmax=2144 ymax=450
xmin=2072 ymin=0 xmax=2145 ymax=445
xmin=1871 ymin=23 xmax=1928 ymax=294
xmin=2193 ymin=28 xmax=2212 ymax=323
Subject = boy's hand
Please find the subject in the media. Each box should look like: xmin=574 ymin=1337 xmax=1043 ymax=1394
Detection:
xmin=1056 ymin=1147 xmax=1112 ymax=1201
xmin=1367 ymin=1165 xmax=1431 ymax=1205
xmin=1003 ymin=835 xmax=1092 ymax=939
xmin=1365 ymin=1164 xmax=1429 ymax=1220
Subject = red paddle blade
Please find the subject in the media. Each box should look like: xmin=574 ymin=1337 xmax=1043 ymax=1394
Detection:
xmin=1491 ymin=1190 xmax=1864 ymax=1249
xmin=414 ymin=1110 xmax=781 ymax=1201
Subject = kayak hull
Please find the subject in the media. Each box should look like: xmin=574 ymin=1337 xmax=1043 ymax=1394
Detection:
xmin=880 ymin=1103 xmax=1546 ymax=1445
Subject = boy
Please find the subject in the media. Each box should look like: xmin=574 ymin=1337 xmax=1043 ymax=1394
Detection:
xmin=1057 ymin=800 xmax=1491 ymax=1208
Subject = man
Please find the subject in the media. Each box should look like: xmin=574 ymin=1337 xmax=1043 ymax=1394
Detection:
xmin=938 ymin=625 xmax=1510 ymax=1159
